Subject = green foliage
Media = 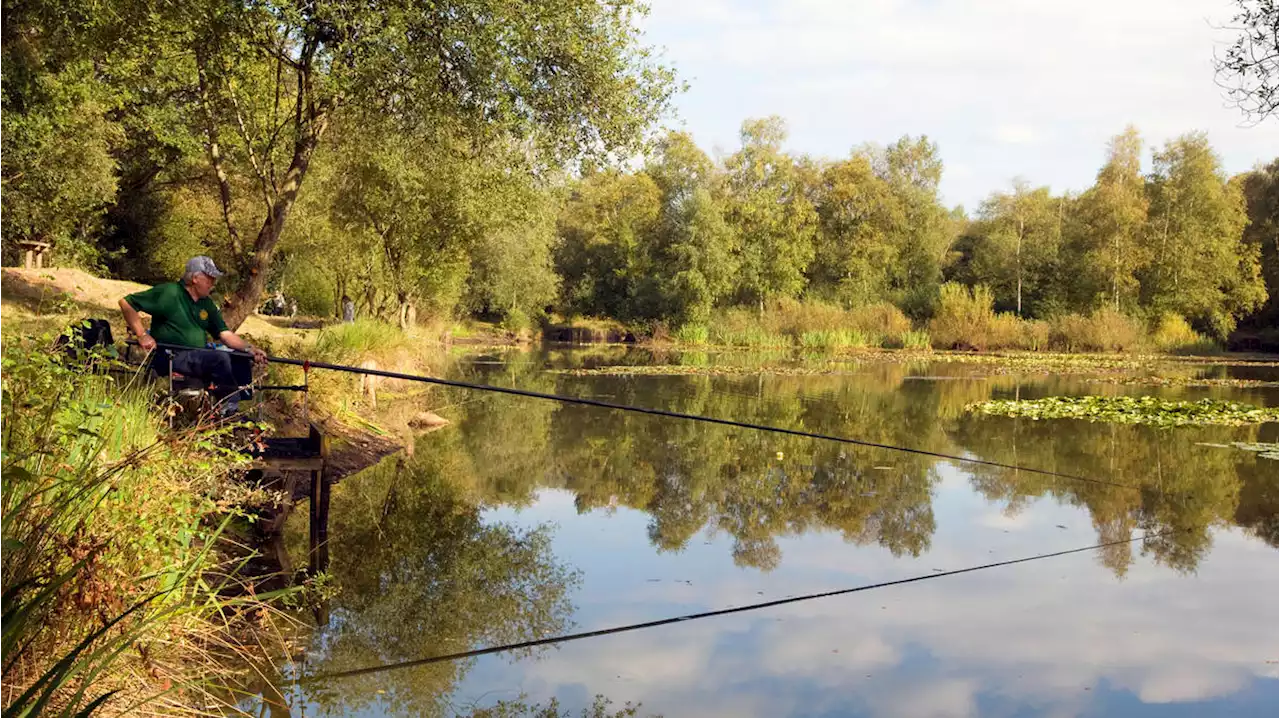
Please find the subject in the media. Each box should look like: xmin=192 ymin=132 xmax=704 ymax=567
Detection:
xmin=1150 ymin=313 xmax=1218 ymax=354
xmin=967 ymin=395 xmax=1278 ymax=427
xmin=928 ymin=283 xmax=1000 ymax=350
xmin=1236 ymin=159 xmax=1279 ymax=329
xmin=1142 ymin=132 xmax=1263 ymax=338
xmin=1060 ymin=126 xmax=1149 ymax=313
xmin=962 ymin=180 xmax=1063 ymax=316
xmin=895 ymin=330 xmax=933 ymax=350
xmin=798 ymin=329 xmax=875 ymax=350
xmin=1 ymin=60 xmax=122 ymax=270
xmin=312 ymin=320 xmax=414 ymax=362
xmin=725 ymin=117 xmax=818 ymax=308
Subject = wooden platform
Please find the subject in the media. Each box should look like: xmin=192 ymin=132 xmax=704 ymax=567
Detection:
xmin=250 ymin=422 xmax=331 ymax=574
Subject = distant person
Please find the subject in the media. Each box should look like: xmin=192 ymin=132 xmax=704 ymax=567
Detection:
xmin=342 ymin=295 xmax=355 ymax=323
xmin=288 ymin=298 xmax=298 ymax=318
xmin=118 ymin=256 xmax=267 ymax=416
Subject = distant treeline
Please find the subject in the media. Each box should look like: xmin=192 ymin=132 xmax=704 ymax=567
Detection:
xmin=1 ymin=0 xmax=1275 ymax=343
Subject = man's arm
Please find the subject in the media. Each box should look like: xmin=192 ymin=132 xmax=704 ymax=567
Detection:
xmin=218 ymin=330 xmax=267 ymax=364
xmin=118 ymin=298 xmax=155 ymax=351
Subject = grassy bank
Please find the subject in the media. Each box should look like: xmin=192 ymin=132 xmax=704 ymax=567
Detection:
xmin=1 ymin=337 xmax=293 ymax=714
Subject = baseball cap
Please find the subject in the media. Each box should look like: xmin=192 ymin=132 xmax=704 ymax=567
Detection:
xmin=185 ymin=256 xmax=224 ymax=279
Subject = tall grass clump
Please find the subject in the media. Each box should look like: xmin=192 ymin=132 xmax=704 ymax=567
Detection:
xmin=798 ymin=329 xmax=875 ymax=350
xmin=706 ymin=308 xmax=792 ymax=348
xmin=703 ymin=300 xmax=914 ymax=350
xmin=890 ymin=330 xmax=933 ymax=351
xmin=673 ymin=324 xmax=709 ymax=345
xmin=1048 ymin=308 xmax=1145 ymax=352
xmin=1 ymin=338 xmax=292 ymax=715
xmin=312 ymin=319 xmax=415 ymax=363
xmin=928 ymin=283 xmax=1003 ymax=350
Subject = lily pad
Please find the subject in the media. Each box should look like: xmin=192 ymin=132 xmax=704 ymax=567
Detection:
xmin=965 ymin=395 xmax=1279 ymax=427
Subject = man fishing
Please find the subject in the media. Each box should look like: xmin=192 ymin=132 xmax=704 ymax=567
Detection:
xmin=118 ymin=256 xmax=267 ymax=415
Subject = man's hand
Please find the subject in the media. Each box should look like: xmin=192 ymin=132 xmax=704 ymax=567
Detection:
xmin=138 ymin=333 xmax=157 ymax=352
xmin=249 ymin=346 xmax=268 ymax=365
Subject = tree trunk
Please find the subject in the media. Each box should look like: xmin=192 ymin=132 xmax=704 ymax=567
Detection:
xmin=221 ymin=109 xmax=330 ymax=330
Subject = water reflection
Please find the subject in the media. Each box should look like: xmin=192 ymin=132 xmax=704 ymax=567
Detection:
xmin=272 ymin=350 xmax=1276 ymax=716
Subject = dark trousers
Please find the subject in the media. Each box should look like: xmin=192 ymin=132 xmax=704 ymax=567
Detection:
xmin=152 ymin=349 xmax=252 ymax=400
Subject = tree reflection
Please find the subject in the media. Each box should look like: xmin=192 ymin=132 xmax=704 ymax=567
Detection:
xmin=294 ymin=438 xmax=581 ymax=716
xmin=457 ymin=353 xmax=1275 ymax=578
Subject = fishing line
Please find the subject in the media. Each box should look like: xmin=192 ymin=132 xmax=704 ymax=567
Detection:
xmin=296 ymin=531 xmax=1170 ymax=683
xmin=134 ymin=341 xmax=1156 ymax=494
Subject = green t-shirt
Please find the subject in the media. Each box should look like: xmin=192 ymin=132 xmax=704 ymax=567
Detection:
xmin=125 ymin=282 xmax=228 ymax=349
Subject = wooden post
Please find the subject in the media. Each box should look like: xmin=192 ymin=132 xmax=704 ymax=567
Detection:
xmin=307 ymin=422 xmax=331 ymax=575
xmin=24 ymin=248 xmax=34 ymax=269
xmin=308 ymin=467 xmax=330 ymax=575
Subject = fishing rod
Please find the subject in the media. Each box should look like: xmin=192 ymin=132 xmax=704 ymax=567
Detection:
xmin=298 ymin=530 xmax=1170 ymax=683
xmin=132 ymin=340 xmax=1155 ymax=494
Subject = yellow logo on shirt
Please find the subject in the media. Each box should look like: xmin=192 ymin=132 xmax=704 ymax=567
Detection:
xmin=199 ymin=310 xmax=208 ymax=320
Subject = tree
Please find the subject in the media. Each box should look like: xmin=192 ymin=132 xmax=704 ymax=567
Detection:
xmin=645 ymin=131 xmax=738 ymax=325
xmin=968 ymin=180 xmax=1063 ymax=317
xmin=1 ymin=57 xmax=122 ymax=268
xmin=861 ymin=136 xmax=955 ymax=317
xmin=1064 ymin=127 xmax=1149 ymax=313
xmin=1213 ymin=0 xmax=1279 ymax=124
xmin=1142 ymin=133 xmax=1265 ymax=338
xmin=724 ymin=117 xmax=818 ymax=312
xmin=1235 ymin=159 xmax=1279 ymax=330
xmin=123 ymin=0 xmax=679 ymax=328
xmin=555 ymin=170 xmax=662 ymax=318
xmin=808 ymin=155 xmax=906 ymax=306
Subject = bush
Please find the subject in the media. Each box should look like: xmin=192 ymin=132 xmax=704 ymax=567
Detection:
xmin=1151 ymin=312 xmax=1219 ymax=354
xmin=706 ymin=308 xmax=792 ymax=348
xmin=1048 ymin=309 xmax=1144 ymax=352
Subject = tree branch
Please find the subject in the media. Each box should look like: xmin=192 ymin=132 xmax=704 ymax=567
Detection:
xmin=223 ymin=75 xmax=277 ymax=210
xmin=196 ymin=47 xmax=244 ymax=259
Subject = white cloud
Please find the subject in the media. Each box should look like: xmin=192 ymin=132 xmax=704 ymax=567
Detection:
xmin=640 ymin=0 xmax=1279 ymax=208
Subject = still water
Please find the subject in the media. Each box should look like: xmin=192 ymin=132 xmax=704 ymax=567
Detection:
xmin=269 ymin=349 xmax=1278 ymax=717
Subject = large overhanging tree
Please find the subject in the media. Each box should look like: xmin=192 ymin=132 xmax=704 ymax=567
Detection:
xmin=158 ymin=0 xmax=676 ymax=328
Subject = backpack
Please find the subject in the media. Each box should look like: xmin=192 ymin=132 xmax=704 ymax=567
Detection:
xmin=55 ymin=319 xmax=115 ymax=358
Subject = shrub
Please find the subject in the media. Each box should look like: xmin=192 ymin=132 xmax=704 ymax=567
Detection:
xmin=849 ymin=302 xmax=912 ymax=338
xmin=1150 ymin=312 xmax=1219 ymax=354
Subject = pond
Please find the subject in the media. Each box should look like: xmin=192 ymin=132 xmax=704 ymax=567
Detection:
xmin=262 ymin=348 xmax=1278 ymax=717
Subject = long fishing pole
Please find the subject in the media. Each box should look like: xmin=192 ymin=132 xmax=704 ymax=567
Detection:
xmin=297 ymin=530 xmax=1169 ymax=683
xmin=134 ymin=340 xmax=1153 ymax=494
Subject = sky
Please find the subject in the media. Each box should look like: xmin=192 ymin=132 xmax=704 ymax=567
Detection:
xmin=638 ymin=0 xmax=1280 ymax=210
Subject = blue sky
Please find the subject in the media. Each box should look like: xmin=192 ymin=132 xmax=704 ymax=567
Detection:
xmin=639 ymin=0 xmax=1279 ymax=210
